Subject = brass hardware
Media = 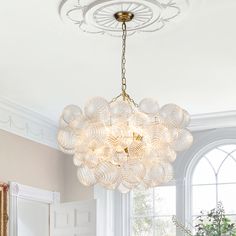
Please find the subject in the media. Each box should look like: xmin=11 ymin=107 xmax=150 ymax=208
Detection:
xmin=124 ymin=147 xmax=129 ymax=154
xmin=110 ymin=11 xmax=139 ymax=107
xmin=114 ymin=11 xmax=134 ymax=22
xmin=133 ymin=132 xmax=143 ymax=141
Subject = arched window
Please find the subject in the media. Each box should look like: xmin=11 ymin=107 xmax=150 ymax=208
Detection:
xmin=190 ymin=143 xmax=236 ymax=223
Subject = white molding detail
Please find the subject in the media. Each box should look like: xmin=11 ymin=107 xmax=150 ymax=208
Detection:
xmin=0 ymin=97 xmax=58 ymax=149
xmin=1 ymin=96 xmax=236 ymax=149
xmin=9 ymin=182 xmax=60 ymax=236
xmin=10 ymin=182 xmax=60 ymax=204
xmin=189 ymin=110 xmax=236 ymax=131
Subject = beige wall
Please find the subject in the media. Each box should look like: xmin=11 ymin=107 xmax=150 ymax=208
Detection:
xmin=0 ymin=129 xmax=66 ymax=199
xmin=0 ymin=129 xmax=93 ymax=202
xmin=64 ymin=156 xmax=94 ymax=202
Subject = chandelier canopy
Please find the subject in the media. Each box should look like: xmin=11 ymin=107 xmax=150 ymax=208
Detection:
xmin=57 ymin=11 xmax=193 ymax=193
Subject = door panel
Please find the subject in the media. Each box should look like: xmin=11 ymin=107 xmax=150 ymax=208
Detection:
xmin=50 ymin=200 xmax=96 ymax=236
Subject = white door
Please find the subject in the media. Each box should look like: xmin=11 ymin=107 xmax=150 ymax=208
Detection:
xmin=50 ymin=200 xmax=96 ymax=236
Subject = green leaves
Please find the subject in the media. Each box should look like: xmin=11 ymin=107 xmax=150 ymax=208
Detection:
xmin=194 ymin=202 xmax=236 ymax=236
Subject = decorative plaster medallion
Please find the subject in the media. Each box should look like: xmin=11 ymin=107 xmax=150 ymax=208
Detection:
xmin=59 ymin=0 xmax=193 ymax=36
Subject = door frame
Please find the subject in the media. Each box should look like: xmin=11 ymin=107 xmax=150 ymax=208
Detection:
xmin=9 ymin=182 xmax=60 ymax=236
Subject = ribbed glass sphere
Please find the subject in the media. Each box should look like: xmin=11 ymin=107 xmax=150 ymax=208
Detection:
xmin=58 ymin=96 xmax=192 ymax=193
xmin=139 ymin=98 xmax=159 ymax=114
xmin=84 ymin=97 xmax=110 ymax=121
xmin=62 ymin=105 xmax=83 ymax=124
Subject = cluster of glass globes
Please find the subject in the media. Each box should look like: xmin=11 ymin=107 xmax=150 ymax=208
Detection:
xmin=57 ymin=97 xmax=193 ymax=193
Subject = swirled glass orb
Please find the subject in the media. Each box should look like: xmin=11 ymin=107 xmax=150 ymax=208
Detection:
xmin=111 ymin=100 xmax=132 ymax=118
xmin=57 ymin=128 xmax=76 ymax=151
xmin=73 ymin=153 xmax=84 ymax=167
xmin=129 ymin=112 xmax=150 ymax=127
xmin=160 ymin=104 xmax=184 ymax=127
xmin=171 ymin=129 xmax=193 ymax=152
xmin=162 ymin=162 xmax=174 ymax=183
xmin=58 ymin=96 xmax=193 ymax=193
xmin=181 ymin=110 xmax=191 ymax=128
xmin=95 ymin=161 xmax=119 ymax=187
xmin=84 ymin=97 xmax=110 ymax=121
xmin=121 ymin=160 xmax=146 ymax=185
xmin=62 ymin=105 xmax=83 ymax=124
xmin=143 ymin=161 xmax=164 ymax=187
xmin=77 ymin=165 xmax=97 ymax=186
xmin=139 ymin=98 xmax=159 ymax=114
xmin=85 ymin=122 xmax=107 ymax=143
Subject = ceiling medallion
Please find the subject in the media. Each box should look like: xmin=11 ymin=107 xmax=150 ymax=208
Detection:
xmin=59 ymin=0 xmax=191 ymax=36
xmin=57 ymin=10 xmax=193 ymax=193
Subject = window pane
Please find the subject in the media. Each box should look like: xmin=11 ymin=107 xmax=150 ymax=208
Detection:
xmin=132 ymin=217 xmax=153 ymax=236
xmin=218 ymin=184 xmax=236 ymax=214
xmin=228 ymin=215 xmax=236 ymax=224
xmin=154 ymin=217 xmax=176 ymax=236
xmin=192 ymin=185 xmax=216 ymax=215
xmin=192 ymin=157 xmax=216 ymax=185
xmin=218 ymin=157 xmax=236 ymax=183
xmin=132 ymin=188 xmax=153 ymax=216
xmin=154 ymin=186 xmax=176 ymax=215
xmin=205 ymin=148 xmax=226 ymax=173
xmin=218 ymin=145 xmax=236 ymax=154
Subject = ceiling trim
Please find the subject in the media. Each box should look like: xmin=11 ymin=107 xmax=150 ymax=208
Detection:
xmin=189 ymin=110 xmax=236 ymax=131
xmin=0 ymin=97 xmax=58 ymax=149
xmin=0 ymin=97 xmax=236 ymax=150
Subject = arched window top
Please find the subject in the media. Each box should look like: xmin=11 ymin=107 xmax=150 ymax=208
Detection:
xmin=184 ymin=130 xmax=236 ymax=223
xmin=192 ymin=144 xmax=236 ymax=185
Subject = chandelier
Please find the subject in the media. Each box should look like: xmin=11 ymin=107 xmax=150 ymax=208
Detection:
xmin=57 ymin=11 xmax=193 ymax=193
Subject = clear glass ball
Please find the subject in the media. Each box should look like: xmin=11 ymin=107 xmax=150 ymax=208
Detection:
xmin=121 ymin=159 xmax=146 ymax=185
xmin=171 ymin=129 xmax=193 ymax=152
xmin=139 ymin=98 xmax=159 ymax=114
xmin=148 ymin=124 xmax=172 ymax=144
xmin=143 ymin=161 xmax=164 ymax=187
xmin=95 ymin=161 xmax=119 ymax=186
xmin=85 ymin=122 xmax=107 ymax=143
xmin=84 ymin=97 xmax=110 ymax=121
xmin=59 ymin=116 xmax=68 ymax=128
xmin=150 ymin=144 xmax=176 ymax=163
xmin=118 ymin=182 xmax=131 ymax=193
xmin=111 ymin=100 xmax=132 ymax=118
xmin=84 ymin=154 xmax=100 ymax=168
xmin=69 ymin=116 xmax=86 ymax=130
xmin=62 ymin=105 xmax=83 ymax=123
xmin=162 ymin=162 xmax=174 ymax=183
xmin=129 ymin=141 xmax=146 ymax=158
xmin=112 ymin=151 xmax=128 ymax=165
xmin=77 ymin=166 xmax=97 ymax=186
xmin=129 ymin=112 xmax=150 ymax=127
xmin=73 ymin=153 xmax=84 ymax=166
xmin=57 ymin=128 xmax=76 ymax=151
xmin=160 ymin=104 xmax=184 ymax=127
xmin=180 ymin=110 xmax=191 ymax=128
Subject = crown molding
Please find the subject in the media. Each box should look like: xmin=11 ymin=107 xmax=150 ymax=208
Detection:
xmin=189 ymin=110 xmax=236 ymax=131
xmin=0 ymin=97 xmax=58 ymax=149
xmin=0 ymin=97 xmax=236 ymax=149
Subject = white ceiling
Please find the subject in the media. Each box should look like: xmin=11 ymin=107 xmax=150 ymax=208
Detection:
xmin=1 ymin=0 xmax=236 ymax=123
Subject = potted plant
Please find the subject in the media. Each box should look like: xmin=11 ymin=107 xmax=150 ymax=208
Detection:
xmin=173 ymin=202 xmax=236 ymax=236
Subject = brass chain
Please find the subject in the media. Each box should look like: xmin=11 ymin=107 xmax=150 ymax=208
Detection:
xmin=121 ymin=22 xmax=127 ymax=97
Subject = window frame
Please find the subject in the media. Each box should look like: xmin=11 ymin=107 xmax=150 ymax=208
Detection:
xmin=110 ymin=128 xmax=236 ymax=236
xmin=185 ymin=137 xmax=236 ymax=226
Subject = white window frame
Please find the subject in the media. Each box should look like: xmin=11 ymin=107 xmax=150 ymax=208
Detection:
xmin=108 ymin=128 xmax=236 ymax=236
xmin=183 ymin=128 xmax=236 ymax=228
